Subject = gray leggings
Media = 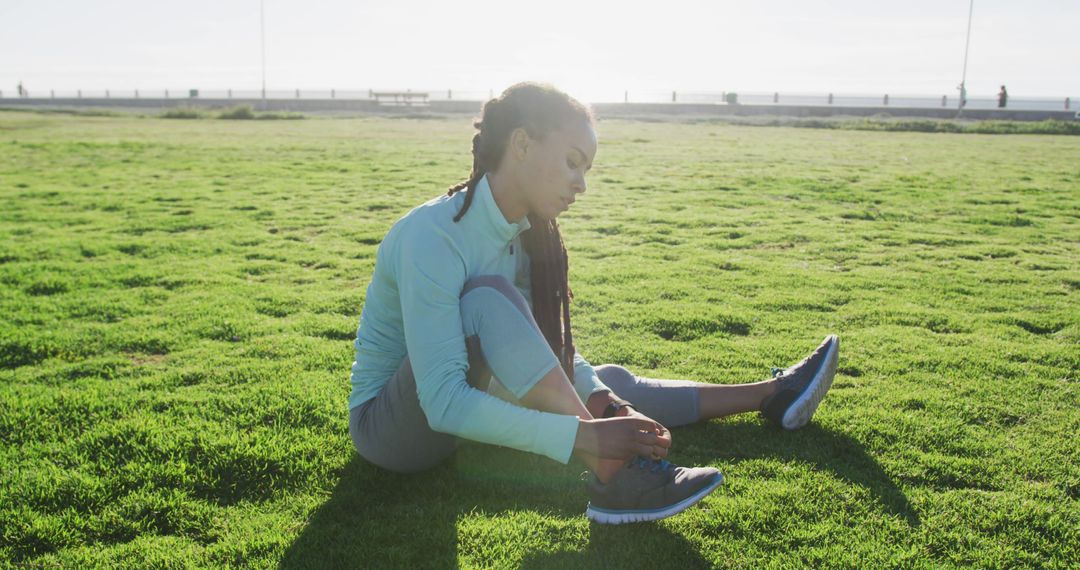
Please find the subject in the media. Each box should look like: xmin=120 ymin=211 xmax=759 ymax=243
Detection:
xmin=349 ymin=275 xmax=701 ymax=473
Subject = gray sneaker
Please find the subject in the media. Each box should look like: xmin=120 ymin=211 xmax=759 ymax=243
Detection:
xmin=585 ymin=457 xmax=724 ymax=524
xmin=760 ymin=335 xmax=840 ymax=430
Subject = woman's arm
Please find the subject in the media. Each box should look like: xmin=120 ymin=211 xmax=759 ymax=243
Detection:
xmin=572 ymin=352 xmax=612 ymax=414
xmin=395 ymin=225 xmax=580 ymax=463
xmin=586 ymin=390 xmax=617 ymax=418
xmin=577 ymin=356 xmax=673 ymax=453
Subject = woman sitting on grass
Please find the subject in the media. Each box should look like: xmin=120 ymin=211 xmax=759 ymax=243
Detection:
xmin=348 ymin=82 xmax=840 ymax=524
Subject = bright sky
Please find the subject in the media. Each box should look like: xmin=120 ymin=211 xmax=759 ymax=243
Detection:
xmin=1 ymin=0 xmax=1077 ymax=100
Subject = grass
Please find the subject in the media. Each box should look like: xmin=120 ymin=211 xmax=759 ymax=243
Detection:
xmin=0 ymin=111 xmax=1077 ymax=568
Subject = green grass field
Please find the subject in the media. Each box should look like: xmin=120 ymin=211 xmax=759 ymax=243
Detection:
xmin=1 ymin=111 xmax=1077 ymax=568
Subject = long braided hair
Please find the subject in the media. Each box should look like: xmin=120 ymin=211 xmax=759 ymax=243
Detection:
xmin=447 ymin=82 xmax=593 ymax=381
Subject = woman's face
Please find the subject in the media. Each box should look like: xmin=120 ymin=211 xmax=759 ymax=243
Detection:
xmin=516 ymin=119 xmax=597 ymax=221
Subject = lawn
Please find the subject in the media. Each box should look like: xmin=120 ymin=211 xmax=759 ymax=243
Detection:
xmin=0 ymin=110 xmax=1077 ymax=568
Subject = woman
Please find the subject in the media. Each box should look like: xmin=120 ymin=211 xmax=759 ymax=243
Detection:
xmin=348 ymin=82 xmax=839 ymax=524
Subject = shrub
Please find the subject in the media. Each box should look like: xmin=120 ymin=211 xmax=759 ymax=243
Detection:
xmin=255 ymin=111 xmax=305 ymax=120
xmin=217 ymin=105 xmax=256 ymax=120
xmin=966 ymin=119 xmax=1080 ymax=136
xmin=160 ymin=107 xmax=204 ymax=119
xmin=823 ymin=118 xmax=1077 ymax=136
xmin=215 ymin=105 xmax=305 ymax=120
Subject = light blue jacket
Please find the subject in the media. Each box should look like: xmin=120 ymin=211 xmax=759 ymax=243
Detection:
xmin=349 ymin=175 xmax=610 ymax=464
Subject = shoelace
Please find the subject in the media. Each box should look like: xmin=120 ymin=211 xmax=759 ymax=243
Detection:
xmin=630 ymin=456 xmax=673 ymax=474
xmin=772 ymin=367 xmax=785 ymax=378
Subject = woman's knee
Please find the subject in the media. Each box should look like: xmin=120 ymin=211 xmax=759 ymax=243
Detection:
xmin=460 ymin=275 xmax=532 ymax=321
xmin=594 ymin=365 xmax=702 ymax=427
xmin=459 ymin=276 xmax=559 ymax=397
xmin=595 ymin=364 xmax=638 ymax=391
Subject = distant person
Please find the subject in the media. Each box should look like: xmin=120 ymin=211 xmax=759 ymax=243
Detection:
xmin=17 ymin=81 xmax=26 ymax=98
xmin=346 ymin=82 xmax=841 ymax=524
xmin=958 ymin=83 xmax=968 ymax=108
xmin=998 ymin=85 xmax=1008 ymax=108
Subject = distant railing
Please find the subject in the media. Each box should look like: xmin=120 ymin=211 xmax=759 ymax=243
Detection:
xmin=0 ymin=87 xmax=1074 ymax=111
xmin=618 ymin=90 xmax=1073 ymax=111
xmin=0 ymin=88 xmax=494 ymax=102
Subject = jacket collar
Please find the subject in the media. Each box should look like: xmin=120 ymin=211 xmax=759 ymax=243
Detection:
xmin=474 ymin=174 xmax=531 ymax=245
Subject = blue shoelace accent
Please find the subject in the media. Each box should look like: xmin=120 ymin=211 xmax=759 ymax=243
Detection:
xmin=630 ymin=456 xmax=673 ymax=473
xmin=772 ymin=367 xmax=784 ymax=378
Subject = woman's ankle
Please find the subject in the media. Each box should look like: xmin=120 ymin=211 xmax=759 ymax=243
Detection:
xmin=591 ymin=457 xmax=628 ymax=484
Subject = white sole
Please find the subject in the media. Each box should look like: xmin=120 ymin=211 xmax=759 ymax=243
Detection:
xmin=781 ymin=335 xmax=839 ymax=430
xmin=585 ymin=472 xmax=725 ymax=525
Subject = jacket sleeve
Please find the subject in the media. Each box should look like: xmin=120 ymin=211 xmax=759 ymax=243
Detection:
xmin=395 ymin=225 xmax=579 ymax=463
xmin=572 ymin=351 xmax=612 ymax=403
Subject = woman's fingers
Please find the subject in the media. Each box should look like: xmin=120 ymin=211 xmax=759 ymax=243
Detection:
xmin=632 ymin=426 xmax=671 ymax=460
xmin=631 ymin=423 xmax=672 ymax=449
xmin=582 ymin=417 xmax=677 ymax=460
xmin=628 ymin=442 xmax=668 ymax=460
xmin=654 ymin=427 xmax=672 ymax=449
xmin=623 ymin=417 xmax=660 ymax=432
xmin=634 ymin=429 xmax=658 ymax=444
xmin=624 ymin=411 xmax=673 ymax=449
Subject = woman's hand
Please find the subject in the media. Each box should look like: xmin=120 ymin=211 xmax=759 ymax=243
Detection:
xmin=574 ymin=416 xmax=672 ymax=460
xmin=620 ymin=408 xmax=672 ymax=458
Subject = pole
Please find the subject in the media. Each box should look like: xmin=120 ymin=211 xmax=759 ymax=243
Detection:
xmin=958 ymin=0 xmax=974 ymax=113
xmin=260 ymin=0 xmax=267 ymax=109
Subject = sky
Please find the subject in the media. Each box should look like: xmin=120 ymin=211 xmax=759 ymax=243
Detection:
xmin=1 ymin=0 xmax=1077 ymax=101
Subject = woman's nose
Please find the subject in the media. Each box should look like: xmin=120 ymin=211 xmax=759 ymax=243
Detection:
xmin=572 ymin=172 xmax=587 ymax=195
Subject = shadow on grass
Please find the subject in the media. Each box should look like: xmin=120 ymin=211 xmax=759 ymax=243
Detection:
xmin=676 ymin=421 xmax=921 ymax=527
xmin=279 ymin=447 xmax=710 ymax=569
xmin=281 ymin=422 xmax=914 ymax=568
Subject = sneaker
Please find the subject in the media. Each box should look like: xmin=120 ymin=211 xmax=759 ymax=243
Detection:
xmin=760 ymin=335 xmax=840 ymax=430
xmin=585 ymin=457 xmax=724 ymax=524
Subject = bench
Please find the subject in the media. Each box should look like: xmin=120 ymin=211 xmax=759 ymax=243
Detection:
xmin=370 ymin=91 xmax=429 ymax=106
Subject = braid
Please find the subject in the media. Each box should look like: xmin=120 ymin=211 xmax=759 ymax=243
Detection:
xmin=448 ymin=131 xmax=484 ymax=221
xmin=559 ymin=230 xmax=575 ymax=377
xmin=524 ymin=217 xmax=576 ymax=379
xmin=447 ymin=82 xmax=592 ymax=383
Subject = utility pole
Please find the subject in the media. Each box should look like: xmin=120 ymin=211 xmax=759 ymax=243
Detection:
xmin=958 ymin=0 xmax=974 ymax=115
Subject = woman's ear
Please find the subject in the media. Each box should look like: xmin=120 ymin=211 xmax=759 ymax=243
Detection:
xmin=509 ymin=127 xmax=530 ymax=162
